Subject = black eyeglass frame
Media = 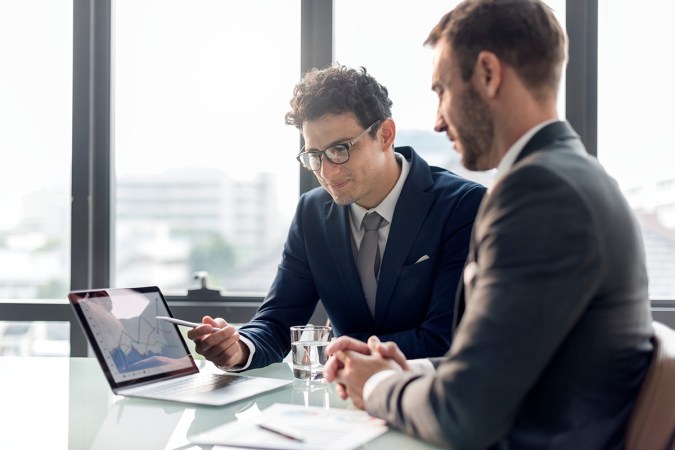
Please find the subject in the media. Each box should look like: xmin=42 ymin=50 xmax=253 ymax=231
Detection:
xmin=295 ymin=120 xmax=382 ymax=172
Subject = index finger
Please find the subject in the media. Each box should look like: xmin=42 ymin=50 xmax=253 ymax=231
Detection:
xmin=325 ymin=336 xmax=371 ymax=356
xmin=187 ymin=323 xmax=218 ymax=340
xmin=374 ymin=341 xmax=410 ymax=371
xmin=323 ymin=351 xmax=343 ymax=382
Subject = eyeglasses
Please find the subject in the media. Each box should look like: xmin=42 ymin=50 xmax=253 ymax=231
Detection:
xmin=296 ymin=120 xmax=382 ymax=172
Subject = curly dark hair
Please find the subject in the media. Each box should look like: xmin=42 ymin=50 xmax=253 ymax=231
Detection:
xmin=285 ymin=65 xmax=392 ymax=136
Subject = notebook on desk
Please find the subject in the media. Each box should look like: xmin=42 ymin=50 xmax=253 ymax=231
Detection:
xmin=68 ymin=286 xmax=291 ymax=406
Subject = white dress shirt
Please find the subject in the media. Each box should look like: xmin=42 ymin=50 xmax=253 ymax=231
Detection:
xmin=349 ymin=152 xmax=410 ymax=256
xmin=488 ymin=119 xmax=557 ymax=194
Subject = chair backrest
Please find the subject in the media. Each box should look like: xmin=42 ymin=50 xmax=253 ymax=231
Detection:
xmin=625 ymin=321 xmax=675 ymax=450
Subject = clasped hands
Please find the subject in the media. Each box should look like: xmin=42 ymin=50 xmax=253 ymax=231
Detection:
xmin=323 ymin=335 xmax=409 ymax=409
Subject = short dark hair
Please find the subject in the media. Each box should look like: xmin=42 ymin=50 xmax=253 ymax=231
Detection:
xmin=425 ymin=0 xmax=567 ymax=97
xmin=285 ymin=65 xmax=392 ymax=133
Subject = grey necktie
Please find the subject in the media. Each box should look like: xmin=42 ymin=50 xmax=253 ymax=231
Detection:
xmin=357 ymin=212 xmax=385 ymax=316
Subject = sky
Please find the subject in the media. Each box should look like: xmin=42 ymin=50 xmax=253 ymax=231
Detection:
xmin=1 ymin=0 xmax=674 ymax=232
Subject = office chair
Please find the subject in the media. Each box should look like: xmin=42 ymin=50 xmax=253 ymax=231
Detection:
xmin=625 ymin=321 xmax=675 ymax=450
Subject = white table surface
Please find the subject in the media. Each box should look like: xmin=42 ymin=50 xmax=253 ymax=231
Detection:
xmin=0 ymin=356 xmax=442 ymax=450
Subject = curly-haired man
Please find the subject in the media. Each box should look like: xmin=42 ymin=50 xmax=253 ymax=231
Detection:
xmin=188 ymin=65 xmax=485 ymax=371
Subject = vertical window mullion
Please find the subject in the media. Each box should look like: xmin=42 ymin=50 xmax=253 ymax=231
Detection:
xmin=71 ymin=0 xmax=113 ymax=356
xmin=298 ymin=0 xmax=332 ymax=195
xmin=565 ymin=0 xmax=598 ymax=157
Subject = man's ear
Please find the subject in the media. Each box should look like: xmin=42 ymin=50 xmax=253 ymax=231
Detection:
xmin=474 ymin=51 xmax=502 ymax=99
xmin=379 ymin=117 xmax=396 ymax=150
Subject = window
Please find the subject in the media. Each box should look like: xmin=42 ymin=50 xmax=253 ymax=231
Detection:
xmin=2 ymin=1 xmax=672 ymax=359
xmin=334 ymin=0 xmax=565 ymax=188
xmin=0 ymin=1 xmax=71 ymax=300
xmin=113 ymin=0 xmax=301 ymax=294
xmin=0 ymin=0 xmax=71 ymax=356
xmin=598 ymin=1 xmax=675 ymax=299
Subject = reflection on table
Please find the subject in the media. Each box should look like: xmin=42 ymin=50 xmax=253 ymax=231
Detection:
xmin=0 ymin=357 xmax=442 ymax=450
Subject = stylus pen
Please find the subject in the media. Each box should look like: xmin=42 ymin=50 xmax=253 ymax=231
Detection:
xmin=156 ymin=316 xmax=222 ymax=331
xmin=256 ymin=421 xmax=307 ymax=442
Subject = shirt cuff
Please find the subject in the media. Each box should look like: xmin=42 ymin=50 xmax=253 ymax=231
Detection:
xmin=363 ymin=358 xmax=434 ymax=402
xmin=216 ymin=334 xmax=256 ymax=372
xmin=363 ymin=370 xmax=399 ymax=402
xmin=407 ymin=358 xmax=435 ymax=375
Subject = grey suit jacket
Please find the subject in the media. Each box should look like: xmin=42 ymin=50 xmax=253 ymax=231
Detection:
xmin=366 ymin=122 xmax=654 ymax=450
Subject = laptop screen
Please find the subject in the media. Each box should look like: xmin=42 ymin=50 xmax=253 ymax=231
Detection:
xmin=69 ymin=286 xmax=198 ymax=388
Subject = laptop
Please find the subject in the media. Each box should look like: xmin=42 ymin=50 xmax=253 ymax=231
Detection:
xmin=68 ymin=286 xmax=292 ymax=406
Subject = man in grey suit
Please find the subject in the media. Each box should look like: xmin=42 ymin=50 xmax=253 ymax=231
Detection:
xmin=323 ymin=1 xmax=654 ymax=448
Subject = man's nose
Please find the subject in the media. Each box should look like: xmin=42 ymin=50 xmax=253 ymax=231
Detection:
xmin=434 ymin=113 xmax=448 ymax=133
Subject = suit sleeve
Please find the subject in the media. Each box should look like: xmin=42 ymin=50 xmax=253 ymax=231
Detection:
xmin=346 ymin=184 xmax=485 ymax=358
xmin=366 ymin=166 xmax=602 ymax=449
xmin=236 ymin=194 xmax=320 ymax=369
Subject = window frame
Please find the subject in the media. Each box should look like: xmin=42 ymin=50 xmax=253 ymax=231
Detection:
xmin=3 ymin=0 xmax=669 ymax=357
xmin=74 ymin=0 xmax=598 ymax=298
xmin=65 ymin=0 xmax=675 ymax=353
xmin=65 ymin=0 xmax=334 ymax=355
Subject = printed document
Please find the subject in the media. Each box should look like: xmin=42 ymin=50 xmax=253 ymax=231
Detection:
xmin=189 ymin=403 xmax=388 ymax=450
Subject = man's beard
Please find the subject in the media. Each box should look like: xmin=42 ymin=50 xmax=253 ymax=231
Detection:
xmin=456 ymin=85 xmax=495 ymax=171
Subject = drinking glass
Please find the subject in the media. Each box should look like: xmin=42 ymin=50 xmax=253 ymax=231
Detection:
xmin=290 ymin=325 xmax=332 ymax=380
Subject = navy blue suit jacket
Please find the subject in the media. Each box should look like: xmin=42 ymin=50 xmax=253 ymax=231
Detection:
xmin=238 ymin=146 xmax=485 ymax=369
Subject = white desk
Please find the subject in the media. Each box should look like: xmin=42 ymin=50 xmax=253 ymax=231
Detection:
xmin=0 ymin=357 xmax=442 ymax=450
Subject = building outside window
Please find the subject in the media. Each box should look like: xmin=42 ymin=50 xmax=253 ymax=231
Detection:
xmin=113 ymin=0 xmax=301 ymax=294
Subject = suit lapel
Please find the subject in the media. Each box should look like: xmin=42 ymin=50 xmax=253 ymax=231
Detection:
xmin=515 ymin=121 xmax=579 ymax=164
xmin=374 ymin=148 xmax=434 ymax=323
xmin=452 ymin=202 xmax=484 ymax=332
xmin=453 ymin=276 xmax=466 ymax=332
xmin=452 ymin=121 xmax=580 ymax=330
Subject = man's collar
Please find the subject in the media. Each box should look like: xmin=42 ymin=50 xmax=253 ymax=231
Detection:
xmin=489 ymin=119 xmax=558 ymax=192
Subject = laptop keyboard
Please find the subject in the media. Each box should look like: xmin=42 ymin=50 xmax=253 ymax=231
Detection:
xmin=142 ymin=373 xmax=248 ymax=397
